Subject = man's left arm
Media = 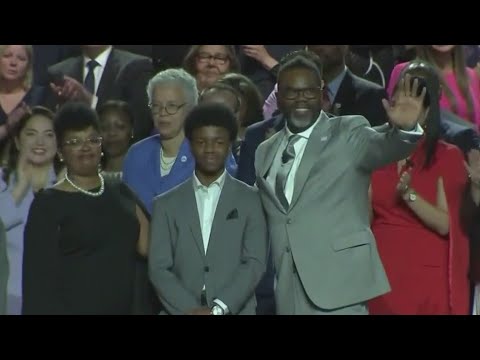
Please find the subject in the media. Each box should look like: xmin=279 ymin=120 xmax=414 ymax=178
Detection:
xmin=214 ymin=192 xmax=268 ymax=314
xmin=349 ymin=118 xmax=423 ymax=172
xmin=352 ymin=74 xmax=427 ymax=171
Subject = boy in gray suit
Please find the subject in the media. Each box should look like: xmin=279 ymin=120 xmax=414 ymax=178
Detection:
xmin=149 ymin=103 xmax=268 ymax=315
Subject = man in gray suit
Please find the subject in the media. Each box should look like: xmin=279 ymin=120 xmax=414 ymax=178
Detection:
xmin=255 ymin=54 xmax=425 ymax=315
xmin=149 ymin=103 xmax=268 ymax=315
xmin=0 ymin=219 xmax=7 ymax=315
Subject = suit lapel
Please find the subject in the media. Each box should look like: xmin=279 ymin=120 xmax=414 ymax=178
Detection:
xmin=257 ymin=130 xmax=288 ymax=213
xmin=183 ymin=179 xmax=205 ymax=257
xmin=71 ymin=57 xmax=84 ymax=83
xmin=332 ymin=70 xmax=355 ymax=116
xmin=206 ymin=174 xmax=236 ymax=257
xmin=96 ymin=49 xmax=118 ymax=103
xmin=260 ymin=130 xmax=285 ymax=180
xmin=290 ymin=112 xmax=332 ymax=210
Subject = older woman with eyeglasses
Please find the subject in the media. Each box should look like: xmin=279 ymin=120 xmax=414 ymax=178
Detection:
xmin=22 ymin=102 xmax=152 ymax=315
xmin=123 ymin=68 xmax=237 ymax=214
xmin=183 ymin=45 xmax=240 ymax=93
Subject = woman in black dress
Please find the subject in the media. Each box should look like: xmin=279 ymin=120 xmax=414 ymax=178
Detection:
xmin=22 ymin=102 xmax=151 ymax=315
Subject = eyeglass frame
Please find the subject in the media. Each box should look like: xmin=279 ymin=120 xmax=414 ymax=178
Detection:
xmin=196 ymin=52 xmax=230 ymax=65
xmin=279 ymin=86 xmax=324 ymax=100
xmin=62 ymin=136 xmax=103 ymax=149
xmin=148 ymin=103 xmax=187 ymax=116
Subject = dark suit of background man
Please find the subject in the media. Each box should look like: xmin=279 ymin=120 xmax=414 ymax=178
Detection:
xmin=47 ymin=45 xmax=154 ymax=142
xmin=32 ymin=45 xmax=80 ymax=86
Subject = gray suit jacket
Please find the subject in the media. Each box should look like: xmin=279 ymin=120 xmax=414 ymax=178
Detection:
xmin=0 ymin=219 xmax=7 ymax=315
xmin=148 ymin=173 xmax=268 ymax=315
xmin=255 ymin=112 xmax=422 ymax=313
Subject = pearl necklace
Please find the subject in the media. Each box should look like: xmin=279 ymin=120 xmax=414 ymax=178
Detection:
xmin=65 ymin=172 xmax=105 ymax=197
xmin=160 ymin=150 xmax=176 ymax=171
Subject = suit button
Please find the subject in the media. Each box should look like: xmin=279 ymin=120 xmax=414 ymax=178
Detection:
xmin=287 ymin=218 xmax=293 ymax=224
xmin=204 ymin=266 xmax=210 ymax=272
xmin=285 ymin=247 xmax=291 ymax=253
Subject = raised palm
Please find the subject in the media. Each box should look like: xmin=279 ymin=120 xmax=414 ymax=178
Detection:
xmin=382 ymin=74 xmax=426 ymax=130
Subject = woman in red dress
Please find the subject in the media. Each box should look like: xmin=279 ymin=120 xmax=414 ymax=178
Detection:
xmin=369 ymin=60 xmax=470 ymax=315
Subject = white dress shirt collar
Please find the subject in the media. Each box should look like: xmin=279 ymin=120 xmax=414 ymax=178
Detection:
xmin=193 ymin=170 xmax=227 ymax=190
xmin=285 ymin=113 xmax=323 ymax=140
xmin=83 ymin=46 xmax=112 ymax=69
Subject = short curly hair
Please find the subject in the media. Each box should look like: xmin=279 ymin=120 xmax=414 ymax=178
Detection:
xmin=184 ymin=103 xmax=238 ymax=143
xmin=54 ymin=102 xmax=100 ymax=147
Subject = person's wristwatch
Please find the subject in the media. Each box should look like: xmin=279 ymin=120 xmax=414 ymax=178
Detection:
xmin=210 ymin=305 xmax=225 ymax=316
xmin=404 ymin=189 xmax=417 ymax=202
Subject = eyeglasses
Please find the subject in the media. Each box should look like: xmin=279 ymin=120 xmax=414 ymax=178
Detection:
xmin=196 ymin=52 xmax=230 ymax=65
xmin=63 ymin=136 xmax=103 ymax=149
xmin=281 ymin=87 xmax=323 ymax=100
xmin=149 ymin=103 xmax=187 ymax=116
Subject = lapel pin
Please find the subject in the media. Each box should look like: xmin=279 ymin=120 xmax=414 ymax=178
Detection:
xmin=181 ymin=156 xmax=187 ymax=163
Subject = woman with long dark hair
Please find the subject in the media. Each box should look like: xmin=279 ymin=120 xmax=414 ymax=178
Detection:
xmin=369 ymin=60 xmax=470 ymax=315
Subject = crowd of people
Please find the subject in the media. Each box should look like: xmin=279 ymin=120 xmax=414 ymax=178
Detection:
xmin=1 ymin=44 xmax=479 ymax=315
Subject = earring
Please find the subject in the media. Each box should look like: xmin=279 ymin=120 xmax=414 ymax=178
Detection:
xmin=101 ymin=152 xmax=104 ymax=157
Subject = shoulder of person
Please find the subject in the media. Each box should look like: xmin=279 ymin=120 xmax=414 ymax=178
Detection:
xmin=126 ymin=135 xmax=159 ymax=157
xmin=229 ymin=174 xmax=259 ymax=195
xmin=152 ymin=177 xmax=191 ymax=207
xmin=437 ymin=140 xmax=464 ymax=160
xmin=113 ymin=49 xmax=152 ymax=68
xmin=31 ymin=188 xmax=60 ymax=207
xmin=246 ymin=116 xmax=278 ymax=135
xmin=349 ymin=71 xmax=385 ymax=93
xmin=47 ymin=56 xmax=78 ymax=73
xmin=336 ymin=114 xmax=371 ymax=131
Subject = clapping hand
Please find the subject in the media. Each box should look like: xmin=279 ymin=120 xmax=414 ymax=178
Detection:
xmin=50 ymin=76 xmax=93 ymax=104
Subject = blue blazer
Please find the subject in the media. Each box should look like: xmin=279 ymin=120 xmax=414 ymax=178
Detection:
xmin=123 ymin=135 xmax=237 ymax=214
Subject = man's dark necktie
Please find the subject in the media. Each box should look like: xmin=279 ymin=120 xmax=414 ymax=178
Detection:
xmin=275 ymin=134 xmax=301 ymax=210
xmin=84 ymin=60 xmax=99 ymax=94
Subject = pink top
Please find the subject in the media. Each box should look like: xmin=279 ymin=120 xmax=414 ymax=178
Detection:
xmin=263 ymin=83 xmax=278 ymax=120
xmin=388 ymin=62 xmax=480 ymax=127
